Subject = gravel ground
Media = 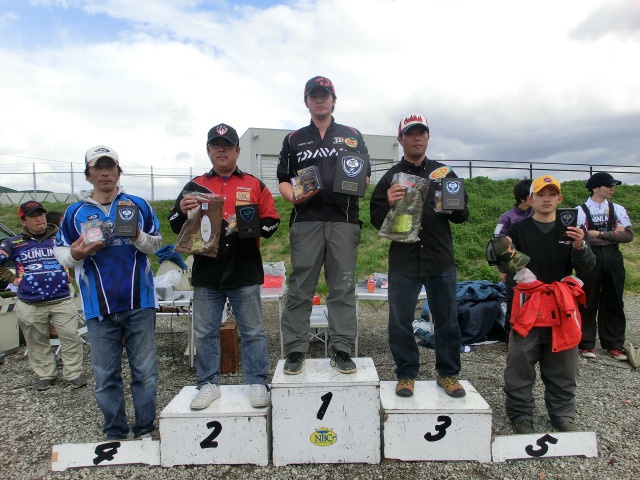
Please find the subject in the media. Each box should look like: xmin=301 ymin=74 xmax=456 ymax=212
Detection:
xmin=1 ymin=295 xmax=639 ymax=480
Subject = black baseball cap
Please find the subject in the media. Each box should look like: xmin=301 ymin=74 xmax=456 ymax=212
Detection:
xmin=207 ymin=123 xmax=239 ymax=146
xmin=304 ymin=76 xmax=336 ymax=99
xmin=586 ymin=172 xmax=622 ymax=190
xmin=18 ymin=201 xmax=47 ymax=219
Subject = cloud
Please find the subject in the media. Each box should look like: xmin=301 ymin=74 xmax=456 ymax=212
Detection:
xmin=0 ymin=0 xmax=639 ymax=199
xmin=571 ymin=0 xmax=640 ymax=40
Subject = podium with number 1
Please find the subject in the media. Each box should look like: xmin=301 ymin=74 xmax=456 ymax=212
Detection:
xmin=270 ymin=357 xmax=381 ymax=466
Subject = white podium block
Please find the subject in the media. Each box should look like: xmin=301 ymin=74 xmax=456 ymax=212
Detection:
xmin=492 ymin=431 xmax=598 ymax=462
xmin=159 ymin=385 xmax=270 ymax=467
xmin=271 ymin=357 xmax=381 ymax=466
xmin=380 ymin=380 xmax=492 ymax=463
xmin=51 ymin=439 xmax=160 ymax=471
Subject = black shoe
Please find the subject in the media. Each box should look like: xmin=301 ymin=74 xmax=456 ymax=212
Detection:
xmin=34 ymin=378 xmax=55 ymax=391
xmin=69 ymin=375 xmax=87 ymax=388
xmin=134 ymin=427 xmax=159 ymax=439
xmin=512 ymin=418 xmax=534 ymax=434
xmin=330 ymin=350 xmax=356 ymax=374
xmin=284 ymin=352 xmax=305 ymax=375
xmin=552 ymin=420 xmax=580 ymax=432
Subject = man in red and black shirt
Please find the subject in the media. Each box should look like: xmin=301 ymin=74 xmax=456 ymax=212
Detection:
xmin=276 ymin=76 xmax=370 ymax=375
xmin=169 ymin=123 xmax=280 ymax=410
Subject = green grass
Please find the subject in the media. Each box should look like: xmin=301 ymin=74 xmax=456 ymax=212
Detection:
xmin=2 ymin=177 xmax=638 ymax=293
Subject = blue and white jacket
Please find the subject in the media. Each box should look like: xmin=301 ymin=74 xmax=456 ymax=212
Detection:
xmin=54 ymin=188 xmax=162 ymax=320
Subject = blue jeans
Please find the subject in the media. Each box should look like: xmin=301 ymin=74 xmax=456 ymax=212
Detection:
xmin=193 ymin=285 xmax=269 ymax=387
xmin=86 ymin=308 xmax=158 ymax=439
xmin=388 ymin=266 xmax=461 ymax=379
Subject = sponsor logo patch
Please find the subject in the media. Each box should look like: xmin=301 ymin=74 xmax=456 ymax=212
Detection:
xmin=344 ymin=137 xmax=358 ymax=148
xmin=429 ymin=167 xmax=451 ymax=179
xmin=310 ymin=427 xmax=337 ymax=446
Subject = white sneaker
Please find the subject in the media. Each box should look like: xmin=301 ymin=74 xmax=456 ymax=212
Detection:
xmin=190 ymin=383 xmax=221 ymax=410
xmin=250 ymin=384 xmax=270 ymax=408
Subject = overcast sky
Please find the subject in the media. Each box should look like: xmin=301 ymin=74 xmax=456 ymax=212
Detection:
xmin=1 ymin=0 xmax=638 ymax=199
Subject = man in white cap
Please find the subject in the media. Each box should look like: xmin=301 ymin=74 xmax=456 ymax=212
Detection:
xmin=54 ymin=145 xmax=162 ymax=440
xmin=370 ymin=113 xmax=468 ymax=399
xmin=577 ymin=172 xmax=633 ymax=361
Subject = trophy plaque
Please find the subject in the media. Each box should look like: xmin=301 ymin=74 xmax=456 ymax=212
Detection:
xmin=236 ymin=204 xmax=260 ymax=239
xmin=441 ymin=178 xmax=465 ymax=211
xmin=333 ymin=151 xmax=370 ymax=197
xmin=115 ymin=202 xmax=139 ymax=237
xmin=557 ymin=208 xmax=578 ymax=243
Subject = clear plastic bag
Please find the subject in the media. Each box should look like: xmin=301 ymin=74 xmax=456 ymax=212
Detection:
xmin=174 ymin=191 xmax=225 ymax=258
xmin=379 ymin=173 xmax=428 ymax=243
xmin=263 ymin=261 xmax=286 ymax=288
xmin=154 ymin=269 xmax=182 ymax=300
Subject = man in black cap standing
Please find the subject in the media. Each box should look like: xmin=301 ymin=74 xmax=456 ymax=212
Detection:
xmin=276 ymin=76 xmax=369 ymax=375
xmin=169 ymin=123 xmax=280 ymax=409
xmin=577 ymin=172 xmax=634 ymax=361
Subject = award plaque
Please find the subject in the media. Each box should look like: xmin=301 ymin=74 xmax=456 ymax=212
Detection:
xmin=441 ymin=178 xmax=465 ymax=211
xmin=236 ymin=204 xmax=260 ymax=239
xmin=557 ymin=208 xmax=578 ymax=243
xmin=115 ymin=202 xmax=139 ymax=237
xmin=333 ymin=151 xmax=370 ymax=197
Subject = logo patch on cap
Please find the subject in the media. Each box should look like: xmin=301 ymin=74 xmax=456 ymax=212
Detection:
xmin=216 ymin=125 xmax=228 ymax=135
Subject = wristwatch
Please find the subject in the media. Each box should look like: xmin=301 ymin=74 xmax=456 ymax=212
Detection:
xmin=598 ymin=231 xmax=604 ymax=239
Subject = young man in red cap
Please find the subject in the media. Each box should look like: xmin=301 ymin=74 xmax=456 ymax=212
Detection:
xmin=0 ymin=201 xmax=86 ymax=391
xmin=370 ymin=113 xmax=469 ymax=399
xmin=277 ymin=76 xmax=369 ymax=375
xmin=577 ymin=172 xmax=633 ymax=360
xmin=504 ymin=175 xmax=595 ymax=434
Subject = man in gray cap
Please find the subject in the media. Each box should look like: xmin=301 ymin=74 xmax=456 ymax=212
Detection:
xmin=577 ymin=172 xmax=634 ymax=361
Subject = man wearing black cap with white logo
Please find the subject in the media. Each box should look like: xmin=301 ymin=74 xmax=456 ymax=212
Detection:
xmin=169 ymin=123 xmax=280 ymax=409
xmin=0 ymin=201 xmax=86 ymax=391
xmin=276 ymin=76 xmax=370 ymax=375
xmin=577 ymin=172 xmax=633 ymax=361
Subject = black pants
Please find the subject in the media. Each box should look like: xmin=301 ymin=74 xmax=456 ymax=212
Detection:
xmin=578 ymin=246 xmax=626 ymax=350
xmin=504 ymin=327 xmax=578 ymax=423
